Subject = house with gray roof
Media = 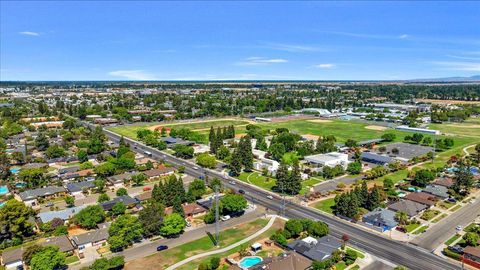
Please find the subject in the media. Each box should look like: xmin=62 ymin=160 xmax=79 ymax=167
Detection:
xmin=387 ymin=200 xmax=429 ymax=218
xmin=362 ymin=208 xmax=398 ymax=232
xmin=16 ymin=186 xmax=66 ymax=207
xmin=107 ymin=171 xmax=137 ymax=188
xmin=42 ymin=235 xmax=75 ymax=254
xmin=423 ymin=184 xmax=449 ymax=199
xmin=71 ymin=223 xmax=109 ymax=250
xmin=100 ymin=195 xmax=138 ymax=211
xmin=37 ymin=205 xmax=87 ymax=224
xmin=1 ymin=248 xmax=23 ymax=269
xmin=287 ymin=236 xmax=342 ymax=262
xmin=65 ymin=181 xmax=95 ymax=196
xmin=58 ymin=166 xmax=80 ymax=175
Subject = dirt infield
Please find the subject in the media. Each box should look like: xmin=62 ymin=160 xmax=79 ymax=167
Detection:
xmin=365 ymin=125 xmax=388 ymax=131
xmin=147 ymin=118 xmax=253 ymax=131
xmin=417 ymin=99 xmax=480 ymax=105
xmin=307 ymin=119 xmax=333 ymax=123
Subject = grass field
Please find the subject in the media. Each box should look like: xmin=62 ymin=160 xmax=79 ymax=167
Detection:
xmin=445 ymin=234 xmax=461 ymax=245
xmin=405 ymin=223 xmax=421 ymax=233
xmin=237 ymin=171 xmax=321 ymax=195
xmin=413 ymin=225 xmax=429 ymax=235
xmin=313 ymin=197 xmax=336 ymax=214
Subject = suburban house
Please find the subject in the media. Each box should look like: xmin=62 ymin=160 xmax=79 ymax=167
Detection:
xmin=304 ymin=152 xmax=350 ymax=169
xmin=253 ymin=158 xmax=280 ymax=175
xmin=100 ymin=195 xmax=138 ymax=211
xmin=287 ymin=236 xmax=342 ymax=262
xmin=463 ymin=246 xmax=480 ymax=269
xmin=433 ymin=177 xmax=455 ymax=188
xmin=94 ymin=118 xmax=118 ymax=125
xmin=71 ymin=223 xmax=109 ymax=251
xmin=65 ymin=180 xmax=95 ymax=196
xmin=41 ymin=235 xmax=75 ymax=255
xmin=58 ymin=166 xmax=80 ymax=175
xmin=38 ymin=205 xmax=87 ymax=224
xmin=1 ymin=248 xmax=24 ymax=269
xmin=361 ymin=152 xmax=393 ymax=165
xmin=165 ymin=203 xmax=207 ymax=219
xmin=247 ymin=252 xmax=312 ymax=270
xmin=107 ymin=171 xmax=137 ymax=188
xmin=143 ymin=166 xmax=175 ymax=180
xmin=22 ymin=162 xmax=48 ymax=170
xmin=193 ymin=144 xmax=210 ymax=154
xmin=404 ymin=192 xmax=437 ymax=207
xmin=362 ymin=208 xmax=398 ymax=232
xmin=423 ymin=184 xmax=449 ymax=199
xmin=17 ymin=186 xmax=67 ymax=207
xmin=387 ymin=200 xmax=429 ymax=218
xmin=62 ymin=169 xmax=94 ymax=181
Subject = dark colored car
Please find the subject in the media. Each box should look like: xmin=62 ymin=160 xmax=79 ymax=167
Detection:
xmin=238 ymin=189 xmax=245 ymax=194
xmin=157 ymin=245 xmax=168 ymax=251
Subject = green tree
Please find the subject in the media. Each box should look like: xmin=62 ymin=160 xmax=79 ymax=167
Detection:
xmin=395 ymin=211 xmax=409 ymax=225
xmin=383 ymin=178 xmax=394 ymax=190
xmin=45 ymin=145 xmax=65 ymax=158
xmin=116 ymin=188 xmax=128 ymax=196
xmin=64 ymin=196 xmax=75 ymax=207
xmin=0 ymin=200 xmax=35 ymax=239
xmin=284 ymin=219 xmax=303 ymax=238
xmin=172 ymin=144 xmax=194 ymax=159
xmin=412 ymin=169 xmax=435 ymax=187
xmin=347 ymin=161 xmax=362 ymax=175
xmin=108 ymin=214 xmax=143 ymax=251
xmin=112 ymin=202 xmax=126 ymax=216
xmin=35 ymin=132 xmax=50 ymax=151
xmin=220 ymin=194 xmax=247 ymax=215
xmin=453 ymin=160 xmax=474 ymax=193
xmin=23 ymin=244 xmax=44 ymax=266
xmin=215 ymin=145 xmax=230 ymax=160
xmin=74 ymin=205 xmax=105 ymax=229
xmin=30 ymin=246 xmax=66 ymax=270
xmin=268 ymin=143 xmax=286 ymax=161
xmin=131 ymin=173 xmax=147 ymax=186
xmin=381 ymin=133 xmax=396 ymax=142
xmin=19 ymin=168 xmax=47 ymax=188
xmin=463 ymin=232 xmax=479 ymax=247
xmin=138 ymin=203 xmax=164 ymax=238
xmin=196 ymin=153 xmax=217 ymax=169
xmin=160 ymin=213 xmax=186 ymax=237
xmin=98 ymin=193 xmax=110 ymax=203
xmin=187 ymin=179 xmax=207 ymax=201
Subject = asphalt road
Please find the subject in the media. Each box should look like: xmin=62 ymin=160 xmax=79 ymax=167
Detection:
xmin=98 ymin=125 xmax=461 ymax=270
xmin=411 ymin=197 xmax=480 ymax=250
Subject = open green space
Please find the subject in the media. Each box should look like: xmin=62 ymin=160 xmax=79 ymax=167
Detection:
xmin=313 ymin=197 xmax=336 ymax=214
xmin=445 ymin=234 xmax=461 ymax=245
xmin=237 ymin=172 xmax=276 ymax=191
xmin=405 ymin=223 xmax=421 ymax=233
xmin=300 ymin=177 xmax=322 ymax=195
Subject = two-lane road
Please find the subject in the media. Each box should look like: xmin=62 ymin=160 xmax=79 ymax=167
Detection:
xmin=99 ymin=125 xmax=461 ymax=270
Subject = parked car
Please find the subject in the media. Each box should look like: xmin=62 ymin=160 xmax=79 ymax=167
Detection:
xmin=143 ymin=186 xmax=151 ymax=191
xmin=447 ymin=198 xmax=457 ymax=203
xmin=229 ymin=180 xmax=236 ymax=185
xmin=156 ymin=245 xmax=168 ymax=251
xmin=238 ymin=189 xmax=245 ymax=194
xmin=456 ymin=225 xmax=463 ymax=231
xmin=221 ymin=215 xmax=231 ymax=221
xmin=396 ymin=227 xmax=407 ymax=233
xmin=267 ymin=195 xmax=274 ymax=200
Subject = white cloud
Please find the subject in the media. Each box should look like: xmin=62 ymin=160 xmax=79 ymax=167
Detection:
xmin=261 ymin=42 xmax=326 ymax=52
xmin=399 ymin=34 xmax=409 ymax=39
xmin=322 ymin=31 xmax=410 ymax=40
xmin=108 ymin=70 xmax=157 ymax=80
xmin=237 ymin=57 xmax=288 ymax=65
xmin=432 ymin=61 xmax=480 ymax=71
xmin=19 ymin=31 xmax=40 ymax=36
xmin=313 ymin=64 xmax=335 ymax=69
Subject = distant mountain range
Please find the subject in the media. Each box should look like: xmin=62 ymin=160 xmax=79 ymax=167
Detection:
xmin=408 ymin=75 xmax=480 ymax=82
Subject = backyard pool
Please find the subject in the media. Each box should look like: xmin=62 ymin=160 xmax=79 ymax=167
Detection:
xmin=238 ymin=256 xmax=263 ymax=269
xmin=0 ymin=186 xmax=8 ymax=196
xmin=15 ymin=182 xmax=26 ymax=188
xmin=10 ymin=167 xmax=20 ymax=174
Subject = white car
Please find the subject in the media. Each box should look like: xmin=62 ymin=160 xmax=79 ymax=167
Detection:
xmin=267 ymin=195 xmax=274 ymax=200
xmin=456 ymin=225 xmax=463 ymax=231
xmin=221 ymin=215 xmax=231 ymax=221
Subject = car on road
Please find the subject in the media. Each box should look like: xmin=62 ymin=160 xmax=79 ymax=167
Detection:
xmin=193 ymin=166 xmax=199 ymax=170
xmin=267 ymin=195 xmax=274 ymax=200
xmin=221 ymin=215 xmax=231 ymax=221
xmin=45 ymin=202 xmax=54 ymax=207
xmin=229 ymin=180 xmax=236 ymax=185
xmin=238 ymin=189 xmax=245 ymax=194
xmin=456 ymin=225 xmax=463 ymax=231
xmin=156 ymin=245 xmax=168 ymax=251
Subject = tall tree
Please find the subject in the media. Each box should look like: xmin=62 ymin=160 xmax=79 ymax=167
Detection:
xmin=138 ymin=203 xmax=164 ymax=238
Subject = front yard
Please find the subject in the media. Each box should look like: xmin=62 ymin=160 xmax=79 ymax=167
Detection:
xmin=312 ymin=197 xmax=336 ymax=214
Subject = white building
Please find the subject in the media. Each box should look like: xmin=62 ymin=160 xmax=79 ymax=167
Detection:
xmin=395 ymin=125 xmax=440 ymax=135
xmin=254 ymin=158 xmax=280 ymax=175
xmin=304 ymin=152 xmax=350 ymax=169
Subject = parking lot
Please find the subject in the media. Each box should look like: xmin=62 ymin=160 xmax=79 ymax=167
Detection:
xmin=379 ymin=142 xmax=434 ymax=160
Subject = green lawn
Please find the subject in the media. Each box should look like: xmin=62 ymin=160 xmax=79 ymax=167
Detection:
xmin=421 ymin=209 xmax=440 ymax=221
xmin=108 ymin=119 xmax=250 ymax=139
xmin=450 ymin=205 xmax=462 ymax=212
xmin=432 ymin=213 xmax=448 ymax=223
xmin=313 ymin=198 xmax=336 ymax=214
xmin=445 ymin=234 xmax=461 ymax=245
xmin=438 ymin=201 xmax=456 ymax=210
xmin=413 ymin=225 xmax=429 ymax=235
xmin=65 ymin=255 xmax=80 ymax=264
xmin=405 ymin=223 xmax=421 ymax=233
xmin=237 ymin=172 xmax=276 ymax=191
xmin=346 ymin=246 xmax=366 ymax=259
xmin=334 ymin=261 xmax=347 ymax=270
xmin=464 ymin=222 xmax=479 ymax=232
xmin=300 ymin=178 xmax=322 ymax=195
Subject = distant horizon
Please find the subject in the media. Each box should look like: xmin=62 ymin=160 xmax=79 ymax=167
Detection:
xmin=1 ymin=1 xmax=479 ymax=81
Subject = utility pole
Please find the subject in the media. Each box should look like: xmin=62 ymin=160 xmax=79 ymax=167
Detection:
xmin=215 ymin=185 xmax=220 ymax=247
xmin=281 ymin=182 xmax=286 ymax=217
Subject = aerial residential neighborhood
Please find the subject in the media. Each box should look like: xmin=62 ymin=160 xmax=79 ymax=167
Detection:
xmin=1 ymin=1 xmax=480 ymax=270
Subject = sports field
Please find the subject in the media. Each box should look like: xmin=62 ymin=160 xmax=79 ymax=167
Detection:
xmin=108 ymin=118 xmax=251 ymax=139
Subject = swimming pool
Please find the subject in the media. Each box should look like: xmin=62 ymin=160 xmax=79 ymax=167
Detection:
xmin=15 ymin=182 xmax=26 ymax=188
xmin=238 ymin=256 xmax=262 ymax=269
xmin=10 ymin=168 xmax=20 ymax=174
xmin=471 ymin=167 xmax=479 ymax=175
xmin=0 ymin=186 xmax=8 ymax=196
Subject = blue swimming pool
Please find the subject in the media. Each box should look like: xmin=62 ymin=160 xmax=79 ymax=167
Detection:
xmin=10 ymin=168 xmax=20 ymax=174
xmin=238 ymin=257 xmax=262 ymax=269
xmin=0 ymin=186 xmax=8 ymax=196
xmin=15 ymin=182 xmax=26 ymax=188
xmin=471 ymin=167 xmax=479 ymax=175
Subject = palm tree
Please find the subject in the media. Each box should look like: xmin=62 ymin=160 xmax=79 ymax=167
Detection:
xmin=395 ymin=211 xmax=409 ymax=225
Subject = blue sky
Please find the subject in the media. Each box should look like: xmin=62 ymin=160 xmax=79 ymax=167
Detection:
xmin=1 ymin=1 xmax=479 ymax=81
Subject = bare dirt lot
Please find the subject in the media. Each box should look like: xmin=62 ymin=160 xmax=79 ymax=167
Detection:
xmin=417 ymin=99 xmax=480 ymax=105
xmin=307 ymin=119 xmax=333 ymax=123
xmin=365 ymin=125 xmax=388 ymax=131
